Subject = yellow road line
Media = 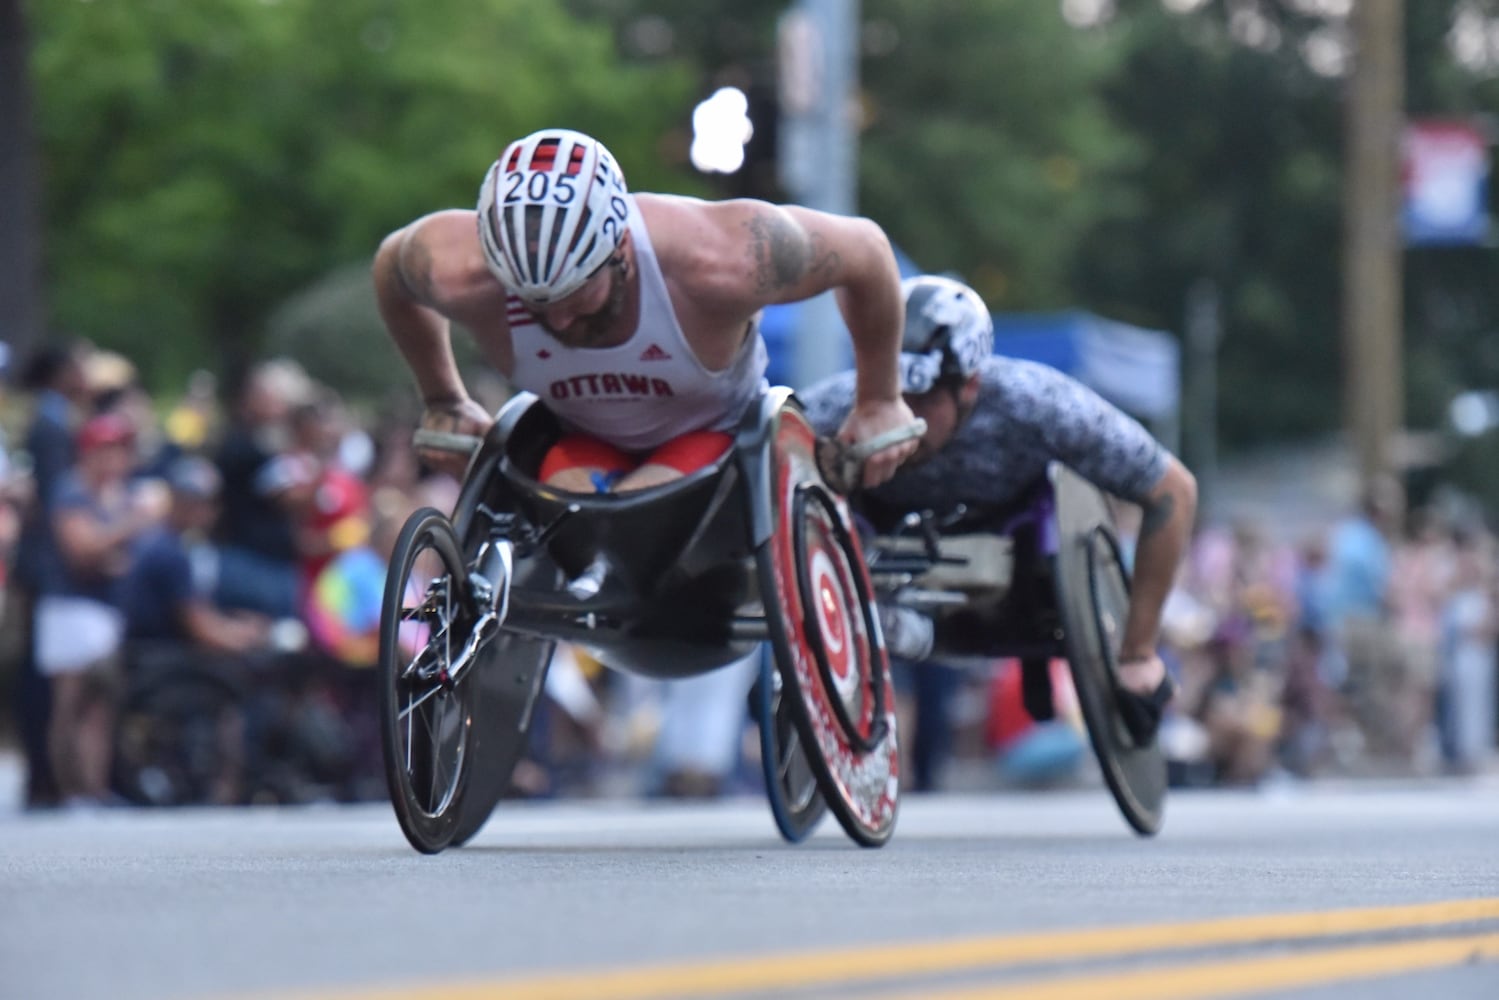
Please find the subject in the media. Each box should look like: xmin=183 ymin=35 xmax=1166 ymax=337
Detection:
xmin=290 ymin=897 xmax=1499 ymax=1000
xmin=885 ymin=930 xmax=1499 ymax=1000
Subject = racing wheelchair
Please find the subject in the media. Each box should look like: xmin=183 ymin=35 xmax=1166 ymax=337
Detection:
xmin=377 ymin=387 xmax=909 ymax=854
xmin=759 ymin=464 xmax=1169 ymax=839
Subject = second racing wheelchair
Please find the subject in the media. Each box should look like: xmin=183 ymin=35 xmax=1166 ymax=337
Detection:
xmin=377 ymin=387 xmax=911 ymax=853
xmin=759 ymin=463 xmax=1170 ymax=840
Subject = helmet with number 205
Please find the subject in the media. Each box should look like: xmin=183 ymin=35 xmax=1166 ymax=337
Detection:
xmin=477 ymin=129 xmax=631 ymax=305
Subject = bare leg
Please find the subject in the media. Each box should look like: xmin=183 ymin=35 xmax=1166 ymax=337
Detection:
xmin=47 ymin=673 xmax=84 ymax=801
xmin=616 ymin=463 xmax=685 ymax=492
xmin=544 ymin=466 xmax=612 ymax=493
xmin=73 ymin=694 xmax=114 ymax=800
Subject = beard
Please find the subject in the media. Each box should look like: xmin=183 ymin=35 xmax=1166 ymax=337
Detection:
xmin=538 ymin=262 xmax=628 ymax=348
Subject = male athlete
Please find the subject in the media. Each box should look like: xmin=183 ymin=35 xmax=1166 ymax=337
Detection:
xmin=799 ymin=275 xmax=1198 ymax=742
xmin=373 ymin=128 xmax=917 ymax=492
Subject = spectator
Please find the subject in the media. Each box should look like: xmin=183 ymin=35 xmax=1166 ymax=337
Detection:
xmin=1436 ymin=527 xmax=1496 ymax=775
xmin=39 ymin=413 xmax=151 ymax=807
xmin=213 ymin=360 xmax=308 ymax=618
xmin=120 ymin=456 xmax=271 ymax=654
xmin=12 ymin=341 xmax=91 ymax=809
xmin=1325 ymin=478 xmax=1405 ymax=761
xmin=261 ymin=392 xmax=371 ymax=602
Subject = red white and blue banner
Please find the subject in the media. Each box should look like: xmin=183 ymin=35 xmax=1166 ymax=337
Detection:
xmin=1402 ymin=120 xmax=1491 ymax=247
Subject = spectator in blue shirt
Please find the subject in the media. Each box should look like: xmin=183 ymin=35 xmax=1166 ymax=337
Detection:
xmin=122 ymin=457 xmax=272 ymax=653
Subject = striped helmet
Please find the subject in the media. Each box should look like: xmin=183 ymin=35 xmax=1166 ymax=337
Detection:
xmin=477 ymin=129 xmax=631 ymax=304
xmin=897 ymin=275 xmax=994 ymax=394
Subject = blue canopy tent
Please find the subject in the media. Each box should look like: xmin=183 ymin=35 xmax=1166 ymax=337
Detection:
xmin=991 ymin=311 xmax=1181 ymax=432
xmin=764 ymin=303 xmax=1179 ymax=443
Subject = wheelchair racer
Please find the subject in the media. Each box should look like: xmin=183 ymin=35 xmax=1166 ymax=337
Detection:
xmin=373 ymin=128 xmax=918 ymax=493
xmin=798 ymin=275 xmax=1198 ymax=744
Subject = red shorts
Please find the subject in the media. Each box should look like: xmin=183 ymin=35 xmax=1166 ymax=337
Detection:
xmin=538 ymin=430 xmax=733 ymax=487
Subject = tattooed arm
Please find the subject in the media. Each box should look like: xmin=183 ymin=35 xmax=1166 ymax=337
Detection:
xmin=669 ymin=197 xmax=912 ymax=483
xmin=737 ymin=202 xmax=905 ymax=405
xmin=1119 ymin=456 xmax=1199 ymax=663
xmin=372 ymin=211 xmax=480 ymax=407
xmin=372 ymin=210 xmax=501 ymax=475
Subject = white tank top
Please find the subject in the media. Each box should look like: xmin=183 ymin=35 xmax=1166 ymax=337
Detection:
xmin=507 ymin=197 xmax=768 ymax=453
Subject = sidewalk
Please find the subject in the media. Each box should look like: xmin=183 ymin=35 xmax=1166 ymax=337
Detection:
xmin=1 ymin=748 xmax=22 ymax=815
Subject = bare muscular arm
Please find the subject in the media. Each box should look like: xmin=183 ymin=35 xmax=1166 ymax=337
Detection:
xmin=372 ymin=211 xmax=504 ymax=474
xmin=1119 ymin=456 xmax=1199 ymax=664
xmin=371 ymin=217 xmax=471 ymax=407
xmin=734 ymin=203 xmax=905 ymax=405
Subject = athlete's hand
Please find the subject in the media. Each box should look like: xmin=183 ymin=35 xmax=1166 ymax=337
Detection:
xmin=417 ymin=396 xmax=492 ymax=479
xmin=836 ymin=397 xmax=921 ymax=489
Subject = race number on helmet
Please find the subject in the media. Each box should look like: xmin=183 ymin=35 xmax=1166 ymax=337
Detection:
xmin=477 ymin=129 xmax=630 ymax=304
xmin=897 ymin=275 xmax=995 ymax=394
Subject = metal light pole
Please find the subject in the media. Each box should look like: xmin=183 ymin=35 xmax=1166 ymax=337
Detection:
xmin=777 ymin=0 xmax=860 ymax=388
xmin=1185 ymin=279 xmax=1221 ymax=512
xmin=1342 ymin=0 xmax=1405 ymax=490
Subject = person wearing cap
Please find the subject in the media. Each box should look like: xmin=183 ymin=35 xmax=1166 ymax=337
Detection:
xmin=373 ymin=128 xmax=918 ymax=493
xmin=120 ymin=456 xmax=274 ymax=655
xmin=36 ymin=411 xmax=154 ymax=807
xmin=799 ymin=275 xmax=1199 ymax=752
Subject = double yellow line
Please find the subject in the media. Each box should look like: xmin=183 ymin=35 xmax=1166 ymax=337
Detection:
xmin=303 ymin=898 xmax=1499 ymax=1000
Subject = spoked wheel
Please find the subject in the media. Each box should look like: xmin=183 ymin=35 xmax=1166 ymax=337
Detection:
xmin=758 ymin=404 xmax=899 ymax=848
xmin=379 ymin=508 xmax=479 ymax=854
xmin=1050 ymin=464 xmax=1167 ymax=837
xmin=756 ymin=649 xmax=827 ymax=843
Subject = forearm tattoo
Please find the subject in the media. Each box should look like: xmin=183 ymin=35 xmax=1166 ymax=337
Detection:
xmin=1139 ymin=493 xmax=1176 ymax=541
xmin=745 ymin=210 xmax=841 ymax=294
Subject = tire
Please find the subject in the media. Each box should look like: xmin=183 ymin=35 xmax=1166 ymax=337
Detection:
xmin=1050 ymin=464 xmax=1167 ymax=837
xmin=379 ymin=508 xmax=478 ymax=854
xmin=756 ymin=649 xmax=828 ymax=843
xmin=758 ymin=405 xmax=900 ymax=849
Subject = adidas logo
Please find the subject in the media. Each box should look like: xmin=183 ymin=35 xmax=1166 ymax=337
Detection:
xmin=639 ymin=344 xmax=672 ymax=362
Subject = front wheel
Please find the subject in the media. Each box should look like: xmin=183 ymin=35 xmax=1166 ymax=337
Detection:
xmin=756 ymin=650 xmax=828 ymax=843
xmin=379 ymin=508 xmax=478 ymax=854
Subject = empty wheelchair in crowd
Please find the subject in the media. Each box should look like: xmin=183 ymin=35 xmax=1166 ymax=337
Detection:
xmin=378 ymin=387 xmax=909 ymax=853
xmin=759 ymin=463 xmax=1168 ymax=840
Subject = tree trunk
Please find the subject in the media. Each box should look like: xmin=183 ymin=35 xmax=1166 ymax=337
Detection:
xmin=0 ymin=0 xmax=42 ymax=362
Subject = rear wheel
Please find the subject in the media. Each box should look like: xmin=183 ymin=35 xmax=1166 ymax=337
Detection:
xmin=1050 ymin=464 xmax=1167 ymax=836
xmin=379 ymin=508 xmax=477 ymax=854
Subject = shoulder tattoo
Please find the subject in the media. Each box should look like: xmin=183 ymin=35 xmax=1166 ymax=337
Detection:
xmin=395 ymin=233 xmax=438 ymax=304
xmin=744 ymin=209 xmax=841 ymax=294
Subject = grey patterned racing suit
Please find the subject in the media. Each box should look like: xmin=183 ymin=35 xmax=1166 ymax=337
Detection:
xmin=799 ymin=356 xmax=1169 ymax=519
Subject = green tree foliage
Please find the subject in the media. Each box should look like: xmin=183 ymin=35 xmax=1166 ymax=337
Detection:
xmin=1071 ymin=1 xmax=1350 ymax=449
xmin=577 ymin=0 xmax=1137 ymax=309
xmin=860 ymin=0 xmax=1138 ymax=308
xmin=29 ymin=0 xmax=695 ymax=389
xmin=1077 ymin=0 xmax=1499 ymax=458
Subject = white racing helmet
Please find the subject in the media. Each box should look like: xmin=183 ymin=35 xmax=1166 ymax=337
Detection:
xmin=477 ymin=129 xmax=631 ymax=304
xmin=897 ymin=275 xmax=994 ymax=394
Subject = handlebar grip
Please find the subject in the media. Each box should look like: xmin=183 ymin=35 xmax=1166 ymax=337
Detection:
xmin=842 ymin=419 xmax=927 ymax=462
xmin=412 ymin=429 xmax=483 ymax=455
xmin=816 ymin=419 xmax=926 ymax=494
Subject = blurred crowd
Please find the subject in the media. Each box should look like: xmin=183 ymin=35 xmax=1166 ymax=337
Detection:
xmin=0 ymin=341 xmax=1494 ymax=814
xmin=1151 ymin=480 xmax=1499 ymax=787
